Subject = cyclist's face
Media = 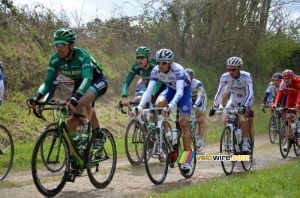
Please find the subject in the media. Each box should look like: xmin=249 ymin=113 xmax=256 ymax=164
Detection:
xmin=283 ymin=77 xmax=293 ymax=85
xmin=227 ymin=66 xmax=239 ymax=78
xmin=55 ymin=43 xmax=73 ymax=59
xmin=157 ymin=61 xmax=170 ymax=72
xmin=136 ymin=54 xmax=148 ymax=68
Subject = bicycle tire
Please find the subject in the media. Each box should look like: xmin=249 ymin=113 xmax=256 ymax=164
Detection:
xmin=279 ymin=120 xmax=290 ymax=158
xmin=144 ymin=128 xmax=168 ymax=185
xmin=293 ymin=135 xmax=300 ymax=157
xmin=178 ymin=127 xmax=197 ymax=179
xmin=0 ymin=125 xmax=14 ymax=180
xmin=125 ymin=119 xmax=146 ymax=165
xmin=31 ymin=129 xmax=69 ymax=197
xmin=220 ymin=126 xmax=235 ymax=175
xmin=241 ymin=129 xmax=254 ymax=171
xmin=268 ymin=115 xmax=277 ymax=144
xmin=87 ymin=128 xmax=117 ymax=189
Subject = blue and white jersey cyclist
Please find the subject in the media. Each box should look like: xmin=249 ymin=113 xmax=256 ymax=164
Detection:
xmin=0 ymin=62 xmax=4 ymax=107
xmin=133 ymin=48 xmax=192 ymax=173
xmin=209 ymin=56 xmax=254 ymax=153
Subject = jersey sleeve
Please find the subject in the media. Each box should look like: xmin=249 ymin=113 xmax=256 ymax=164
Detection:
xmin=121 ymin=63 xmax=139 ymax=96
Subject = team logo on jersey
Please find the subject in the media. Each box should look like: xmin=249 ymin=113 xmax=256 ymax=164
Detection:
xmin=182 ymin=105 xmax=189 ymax=111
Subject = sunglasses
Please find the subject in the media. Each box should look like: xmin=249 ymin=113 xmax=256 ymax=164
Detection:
xmin=54 ymin=43 xmax=69 ymax=47
xmin=227 ymin=68 xmax=237 ymax=72
xmin=156 ymin=62 xmax=168 ymax=65
xmin=136 ymin=56 xmax=146 ymax=60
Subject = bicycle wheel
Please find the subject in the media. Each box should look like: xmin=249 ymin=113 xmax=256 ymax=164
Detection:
xmin=87 ymin=128 xmax=117 ymax=189
xmin=220 ymin=126 xmax=235 ymax=175
xmin=178 ymin=128 xmax=197 ymax=179
xmin=241 ymin=129 xmax=254 ymax=171
xmin=0 ymin=125 xmax=14 ymax=180
xmin=269 ymin=115 xmax=277 ymax=144
xmin=293 ymin=135 xmax=300 ymax=157
xmin=144 ymin=128 xmax=168 ymax=185
xmin=279 ymin=120 xmax=290 ymax=158
xmin=125 ymin=119 xmax=146 ymax=165
xmin=45 ymin=122 xmax=58 ymax=130
xmin=31 ymin=129 xmax=69 ymax=197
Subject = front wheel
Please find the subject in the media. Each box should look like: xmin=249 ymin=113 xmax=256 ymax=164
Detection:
xmin=125 ymin=119 xmax=146 ymax=165
xmin=220 ymin=126 xmax=235 ymax=175
xmin=279 ymin=120 xmax=290 ymax=158
xmin=241 ymin=129 xmax=254 ymax=171
xmin=294 ymin=134 xmax=300 ymax=157
xmin=87 ymin=128 xmax=117 ymax=189
xmin=0 ymin=125 xmax=14 ymax=180
xmin=268 ymin=115 xmax=278 ymax=144
xmin=144 ymin=128 xmax=168 ymax=185
xmin=31 ymin=129 xmax=69 ymax=197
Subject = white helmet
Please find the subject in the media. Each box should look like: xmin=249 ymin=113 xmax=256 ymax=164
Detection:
xmin=226 ymin=56 xmax=243 ymax=67
xmin=155 ymin=49 xmax=174 ymax=62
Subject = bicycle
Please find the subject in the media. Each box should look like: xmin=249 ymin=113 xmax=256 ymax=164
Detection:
xmin=278 ymin=107 xmax=300 ymax=158
xmin=217 ymin=109 xmax=254 ymax=175
xmin=0 ymin=124 xmax=14 ymax=180
xmin=31 ymin=100 xmax=117 ymax=197
xmin=189 ymin=108 xmax=206 ymax=152
xmin=262 ymin=106 xmax=283 ymax=144
xmin=143 ymin=107 xmax=196 ymax=185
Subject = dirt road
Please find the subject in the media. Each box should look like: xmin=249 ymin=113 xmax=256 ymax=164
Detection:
xmin=1 ymin=134 xmax=299 ymax=198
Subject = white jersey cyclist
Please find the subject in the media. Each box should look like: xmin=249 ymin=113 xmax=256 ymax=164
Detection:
xmin=213 ymin=70 xmax=254 ymax=109
xmin=139 ymin=62 xmax=191 ymax=114
xmin=191 ymin=78 xmax=207 ymax=112
xmin=265 ymin=83 xmax=278 ymax=103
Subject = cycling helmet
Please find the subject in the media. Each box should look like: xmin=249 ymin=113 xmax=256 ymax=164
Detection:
xmin=272 ymin=72 xmax=283 ymax=80
xmin=185 ymin=68 xmax=194 ymax=76
xmin=54 ymin=28 xmax=77 ymax=44
xmin=136 ymin=46 xmax=150 ymax=57
xmin=156 ymin=49 xmax=174 ymax=62
xmin=226 ymin=56 xmax=243 ymax=67
xmin=282 ymin=69 xmax=294 ymax=78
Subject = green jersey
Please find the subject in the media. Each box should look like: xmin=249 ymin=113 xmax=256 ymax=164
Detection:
xmin=121 ymin=58 xmax=163 ymax=96
xmin=38 ymin=47 xmax=103 ymax=96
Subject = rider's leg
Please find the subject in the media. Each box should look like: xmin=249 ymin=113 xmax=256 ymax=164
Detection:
xmin=155 ymin=96 xmax=170 ymax=133
xmin=180 ymin=115 xmax=191 ymax=151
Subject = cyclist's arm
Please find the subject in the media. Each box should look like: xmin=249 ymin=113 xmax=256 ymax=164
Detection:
xmin=37 ymin=60 xmax=58 ymax=97
xmin=151 ymin=79 xmax=163 ymax=96
xmin=121 ymin=64 xmax=138 ymax=97
xmin=213 ymin=80 xmax=226 ymax=107
xmin=75 ymin=56 xmax=93 ymax=98
xmin=139 ymin=79 xmax=156 ymax=107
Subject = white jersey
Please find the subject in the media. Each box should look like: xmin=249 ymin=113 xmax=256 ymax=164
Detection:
xmin=213 ymin=71 xmax=254 ymax=108
xmin=266 ymin=82 xmax=278 ymax=100
xmin=191 ymin=79 xmax=207 ymax=107
xmin=139 ymin=62 xmax=191 ymax=107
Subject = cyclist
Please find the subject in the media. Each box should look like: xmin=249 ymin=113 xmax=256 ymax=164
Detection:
xmin=121 ymin=46 xmax=166 ymax=107
xmin=0 ymin=62 xmax=4 ymax=108
xmin=272 ymin=69 xmax=300 ymax=151
xmin=209 ymin=56 xmax=254 ymax=153
xmin=132 ymin=48 xmax=192 ymax=172
xmin=261 ymin=72 xmax=283 ymax=110
xmin=26 ymin=28 xmax=107 ymax=159
xmin=185 ymin=68 xmax=207 ymax=149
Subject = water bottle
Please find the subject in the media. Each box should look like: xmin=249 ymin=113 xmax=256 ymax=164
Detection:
xmin=171 ymin=129 xmax=178 ymax=145
xmin=80 ymin=123 xmax=89 ymax=149
xmin=71 ymin=132 xmax=82 ymax=149
xmin=166 ymin=130 xmax=172 ymax=143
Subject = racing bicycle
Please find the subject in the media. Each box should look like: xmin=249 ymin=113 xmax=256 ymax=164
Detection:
xmin=0 ymin=124 xmax=14 ymax=180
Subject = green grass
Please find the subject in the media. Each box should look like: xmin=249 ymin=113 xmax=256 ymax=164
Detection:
xmin=145 ymin=161 xmax=300 ymax=198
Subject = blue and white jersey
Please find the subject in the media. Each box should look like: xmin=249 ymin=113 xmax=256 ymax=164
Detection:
xmin=265 ymin=82 xmax=278 ymax=102
xmin=191 ymin=79 xmax=207 ymax=107
xmin=139 ymin=62 xmax=191 ymax=107
xmin=213 ymin=71 xmax=254 ymax=108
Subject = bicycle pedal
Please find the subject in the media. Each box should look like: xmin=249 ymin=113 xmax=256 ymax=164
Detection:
xmin=67 ymin=171 xmax=76 ymax=182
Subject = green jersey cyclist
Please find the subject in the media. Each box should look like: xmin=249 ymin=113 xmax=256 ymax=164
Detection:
xmin=27 ymin=28 xmax=107 ymax=158
xmin=121 ymin=46 xmax=166 ymax=107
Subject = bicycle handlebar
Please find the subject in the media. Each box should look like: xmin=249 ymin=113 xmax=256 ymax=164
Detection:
xmin=118 ymin=101 xmax=140 ymax=114
xmin=30 ymin=100 xmax=67 ymax=121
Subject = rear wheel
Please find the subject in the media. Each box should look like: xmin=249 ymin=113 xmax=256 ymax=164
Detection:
xmin=0 ymin=125 xmax=14 ymax=180
xmin=31 ymin=129 xmax=69 ymax=197
xmin=87 ymin=128 xmax=117 ymax=189
xmin=279 ymin=120 xmax=290 ymax=158
xmin=241 ymin=129 xmax=254 ymax=171
xmin=144 ymin=128 xmax=168 ymax=185
xmin=125 ymin=119 xmax=146 ymax=165
xmin=220 ymin=126 xmax=235 ymax=175
xmin=293 ymin=134 xmax=300 ymax=157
